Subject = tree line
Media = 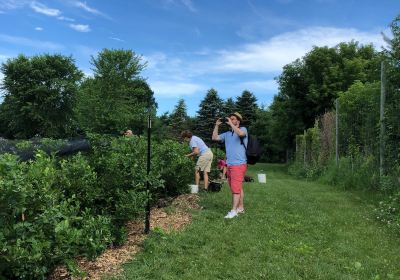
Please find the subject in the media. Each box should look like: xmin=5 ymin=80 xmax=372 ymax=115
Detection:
xmin=1 ymin=15 xmax=399 ymax=164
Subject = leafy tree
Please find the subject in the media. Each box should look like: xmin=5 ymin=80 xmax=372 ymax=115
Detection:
xmin=269 ymin=41 xmax=381 ymax=158
xmin=337 ymin=81 xmax=380 ymax=156
xmin=75 ymin=49 xmax=155 ymax=135
xmin=0 ymin=54 xmax=83 ymax=138
xmin=235 ymin=90 xmax=258 ymax=127
xmin=383 ymin=15 xmax=400 ymax=172
xmin=195 ymin=88 xmax=223 ymax=142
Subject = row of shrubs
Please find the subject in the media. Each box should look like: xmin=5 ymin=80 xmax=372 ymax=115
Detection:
xmin=0 ymin=134 xmax=194 ymax=279
xmin=289 ymin=155 xmax=400 ymax=235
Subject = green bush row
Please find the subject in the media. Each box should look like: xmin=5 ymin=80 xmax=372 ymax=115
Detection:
xmin=0 ymin=135 xmax=194 ymax=279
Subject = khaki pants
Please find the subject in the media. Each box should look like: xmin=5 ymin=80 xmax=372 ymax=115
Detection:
xmin=195 ymin=149 xmax=213 ymax=172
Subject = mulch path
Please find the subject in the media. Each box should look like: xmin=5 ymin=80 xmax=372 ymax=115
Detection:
xmin=49 ymin=194 xmax=201 ymax=280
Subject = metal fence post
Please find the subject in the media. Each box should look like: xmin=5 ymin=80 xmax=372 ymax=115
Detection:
xmin=380 ymin=61 xmax=386 ymax=177
xmin=335 ymin=98 xmax=339 ymax=166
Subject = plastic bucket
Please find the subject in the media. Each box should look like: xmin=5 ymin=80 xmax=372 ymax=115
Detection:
xmin=190 ymin=184 xmax=199 ymax=193
xmin=257 ymin=174 xmax=266 ymax=183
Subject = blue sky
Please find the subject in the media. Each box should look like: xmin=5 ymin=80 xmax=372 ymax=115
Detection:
xmin=0 ymin=0 xmax=398 ymax=116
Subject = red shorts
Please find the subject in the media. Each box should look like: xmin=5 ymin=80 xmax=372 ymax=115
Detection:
xmin=227 ymin=164 xmax=247 ymax=194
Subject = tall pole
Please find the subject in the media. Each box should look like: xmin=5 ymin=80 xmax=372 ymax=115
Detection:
xmin=380 ymin=61 xmax=386 ymax=177
xmin=303 ymin=130 xmax=306 ymax=166
xmin=335 ymin=98 xmax=339 ymax=166
xmin=144 ymin=99 xmax=152 ymax=234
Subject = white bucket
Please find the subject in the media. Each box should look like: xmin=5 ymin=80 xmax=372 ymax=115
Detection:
xmin=190 ymin=184 xmax=199 ymax=193
xmin=257 ymin=174 xmax=266 ymax=183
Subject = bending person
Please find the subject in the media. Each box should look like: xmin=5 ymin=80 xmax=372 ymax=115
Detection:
xmin=181 ymin=130 xmax=214 ymax=191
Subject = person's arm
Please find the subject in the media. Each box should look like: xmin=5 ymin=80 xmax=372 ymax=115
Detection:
xmin=226 ymin=117 xmax=246 ymax=137
xmin=212 ymin=118 xmax=223 ymax=141
xmin=186 ymin=147 xmax=199 ymax=157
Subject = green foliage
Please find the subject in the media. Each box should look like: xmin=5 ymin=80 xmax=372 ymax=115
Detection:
xmin=0 ymin=54 xmax=83 ymax=139
xmin=222 ymin=97 xmax=237 ymax=116
xmin=235 ymin=90 xmax=258 ymax=127
xmin=337 ymin=81 xmax=380 ymax=156
xmin=168 ymin=99 xmax=190 ymax=139
xmin=74 ymin=49 xmax=155 ymax=135
xmin=0 ymin=152 xmax=114 ymax=279
xmin=271 ymin=42 xmax=380 ymax=155
xmin=153 ymin=139 xmax=195 ymax=196
xmin=57 ymin=153 xmax=99 ymax=209
xmin=0 ymin=134 xmax=195 ymax=279
xmin=195 ymin=88 xmax=224 ymax=142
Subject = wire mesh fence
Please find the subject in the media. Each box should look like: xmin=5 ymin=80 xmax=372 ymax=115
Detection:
xmin=292 ymin=76 xmax=399 ymax=192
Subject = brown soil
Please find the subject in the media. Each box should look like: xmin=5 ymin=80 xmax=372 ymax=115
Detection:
xmin=48 ymin=193 xmax=201 ymax=280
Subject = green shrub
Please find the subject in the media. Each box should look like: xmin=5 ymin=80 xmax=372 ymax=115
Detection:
xmin=153 ymin=139 xmax=194 ymax=196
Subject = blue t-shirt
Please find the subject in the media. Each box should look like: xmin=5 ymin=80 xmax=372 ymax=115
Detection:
xmin=219 ymin=127 xmax=248 ymax=166
xmin=189 ymin=135 xmax=209 ymax=156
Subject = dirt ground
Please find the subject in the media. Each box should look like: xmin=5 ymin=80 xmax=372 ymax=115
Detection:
xmin=49 ymin=194 xmax=201 ymax=280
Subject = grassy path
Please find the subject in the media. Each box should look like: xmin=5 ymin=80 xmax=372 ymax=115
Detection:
xmin=113 ymin=164 xmax=400 ymax=280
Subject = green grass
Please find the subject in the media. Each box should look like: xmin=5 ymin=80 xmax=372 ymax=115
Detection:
xmin=111 ymin=163 xmax=400 ymax=280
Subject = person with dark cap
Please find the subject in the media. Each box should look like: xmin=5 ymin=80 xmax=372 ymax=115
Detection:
xmin=212 ymin=112 xmax=247 ymax=219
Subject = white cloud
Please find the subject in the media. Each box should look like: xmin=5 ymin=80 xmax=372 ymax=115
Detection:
xmin=0 ymin=34 xmax=63 ymax=49
xmin=30 ymin=1 xmax=61 ymax=17
xmin=73 ymin=1 xmax=110 ymax=18
xmin=0 ymin=0 xmax=30 ymax=10
xmin=35 ymin=26 xmax=43 ymax=31
xmin=109 ymin=37 xmax=124 ymax=42
xmin=69 ymin=23 xmax=90 ymax=32
xmin=238 ymin=80 xmax=278 ymax=92
xmin=180 ymin=0 xmax=196 ymax=12
xmin=149 ymin=80 xmax=203 ymax=97
xmin=0 ymin=54 xmax=9 ymax=62
xmin=214 ymin=27 xmax=384 ymax=73
xmin=58 ymin=16 xmax=75 ymax=22
xmin=162 ymin=0 xmax=196 ymax=12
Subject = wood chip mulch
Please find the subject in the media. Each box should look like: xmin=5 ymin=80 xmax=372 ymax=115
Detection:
xmin=48 ymin=193 xmax=201 ymax=280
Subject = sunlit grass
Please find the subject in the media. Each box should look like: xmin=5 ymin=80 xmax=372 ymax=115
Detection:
xmin=111 ymin=163 xmax=400 ymax=280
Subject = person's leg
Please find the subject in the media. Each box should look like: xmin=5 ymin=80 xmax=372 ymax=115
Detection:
xmin=237 ymin=165 xmax=247 ymax=212
xmin=237 ymin=188 xmax=244 ymax=212
xmin=195 ymin=169 xmax=200 ymax=186
xmin=203 ymin=171 xmax=209 ymax=190
xmin=232 ymin=193 xmax=240 ymax=210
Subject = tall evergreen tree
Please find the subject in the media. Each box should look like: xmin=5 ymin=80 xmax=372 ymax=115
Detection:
xmin=195 ymin=88 xmax=223 ymax=142
xmin=235 ymin=90 xmax=258 ymax=127
xmin=223 ymin=97 xmax=237 ymax=116
xmin=169 ymin=99 xmax=189 ymax=139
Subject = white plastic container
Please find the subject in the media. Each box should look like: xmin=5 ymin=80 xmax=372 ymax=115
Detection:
xmin=257 ymin=174 xmax=266 ymax=183
xmin=190 ymin=184 xmax=199 ymax=193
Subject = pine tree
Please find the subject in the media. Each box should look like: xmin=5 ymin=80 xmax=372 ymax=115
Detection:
xmin=223 ymin=97 xmax=237 ymax=116
xmin=195 ymin=88 xmax=223 ymax=142
xmin=169 ymin=99 xmax=189 ymax=139
xmin=235 ymin=90 xmax=258 ymax=127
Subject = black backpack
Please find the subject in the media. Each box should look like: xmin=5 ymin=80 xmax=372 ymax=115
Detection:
xmin=241 ymin=134 xmax=262 ymax=165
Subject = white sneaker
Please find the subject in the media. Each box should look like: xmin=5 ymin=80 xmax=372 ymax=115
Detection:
xmin=224 ymin=210 xmax=238 ymax=219
xmin=237 ymin=208 xmax=245 ymax=214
